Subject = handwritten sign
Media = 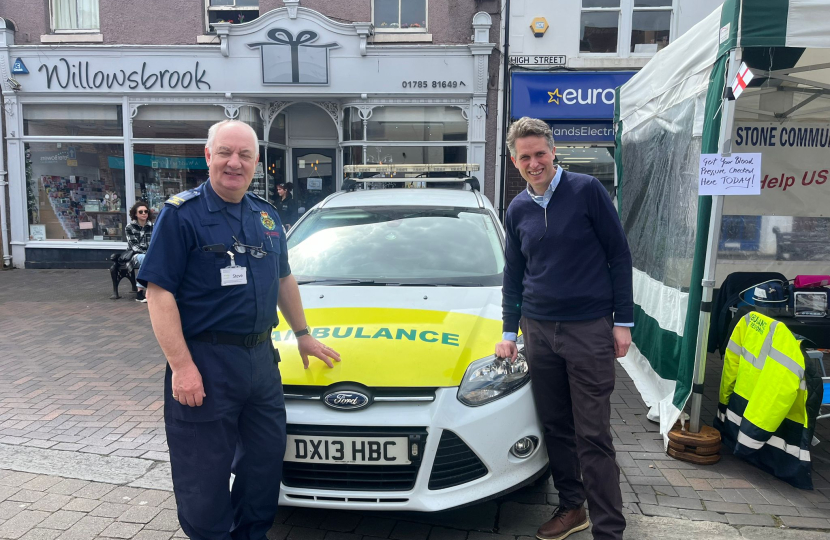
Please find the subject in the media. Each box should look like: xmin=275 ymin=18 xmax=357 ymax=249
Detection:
xmin=698 ymin=153 xmax=762 ymax=195
xmin=29 ymin=225 xmax=46 ymax=241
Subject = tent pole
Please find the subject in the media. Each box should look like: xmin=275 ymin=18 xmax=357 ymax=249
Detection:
xmin=689 ymin=48 xmax=741 ymax=434
xmin=689 ymin=194 xmax=724 ymax=433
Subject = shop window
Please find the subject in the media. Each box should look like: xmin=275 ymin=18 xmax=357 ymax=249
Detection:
xmin=206 ymin=0 xmax=259 ymax=32
xmin=266 ymin=147 xmax=287 ymax=202
xmin=373 ymin=0 xmax=427 ymax=31
xmin=51 ymin=0 xmax=99 ymax=32
xmin=25 ymin=142 xmax=125 ymax=241
xmin=132 ymin=144 xmax=209 ymax=215
xmin=343 ymin=105 xmax=468 ymax=167
xmin=23 ymin=104 xmax=122 ymax=137
xmin=556 ymin=146 xmax=616 ymax=196
xmin=366 ymin=106 xmax=467 ymax=142
xmin=365 ymin=146 xmax=467 ymax=165
xmin=343 ymin=108 xmax=363 ymax=142
xmin=344 ymin=146 xmax=364 ymax=167
xmin=248 ymin=145 xmax=267 ymax=199
xmin=580 ymin=0 xmax=673 ymax=55
xmin=268 ymin=113 xmax=286 ymax=145
xmin=132 ymin=105 xmax=263 ymax=140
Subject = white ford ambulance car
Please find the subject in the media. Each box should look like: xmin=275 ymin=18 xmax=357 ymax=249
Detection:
xmin=273 ymin=169 xmax=546 ymax=511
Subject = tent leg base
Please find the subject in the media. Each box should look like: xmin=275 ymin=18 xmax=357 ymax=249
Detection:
xmin=667 ymin=423 xmax=722 ymax=465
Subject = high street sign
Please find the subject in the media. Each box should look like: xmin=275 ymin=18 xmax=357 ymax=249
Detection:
xmin=509 ymin=55 xmax=566 ymax=66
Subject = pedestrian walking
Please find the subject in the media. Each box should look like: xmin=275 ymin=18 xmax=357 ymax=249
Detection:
xmin=495 ymin=117 xmax=633 ymax=540
xmin=137 ymin=119 xmax=341 ymax=540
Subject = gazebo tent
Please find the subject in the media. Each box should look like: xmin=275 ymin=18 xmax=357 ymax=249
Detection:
xmin=614 ymin=0 xmax=830 ymax=444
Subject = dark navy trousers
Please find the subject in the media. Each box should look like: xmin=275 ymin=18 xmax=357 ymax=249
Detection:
xmin=164 ymin=340 xmax=286 ymax=540
xmin=522 ymin=316 xmax=624 ymax=540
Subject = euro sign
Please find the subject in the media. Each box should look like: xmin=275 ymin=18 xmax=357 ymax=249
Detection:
xmin=548 ymin=89 xmax=562 ymax=105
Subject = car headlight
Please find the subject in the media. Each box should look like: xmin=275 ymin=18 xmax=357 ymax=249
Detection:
xmin=457 ymin=337 xmax=530 ymax=406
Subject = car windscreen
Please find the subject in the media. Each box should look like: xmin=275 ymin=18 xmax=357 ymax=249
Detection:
xmin=287 ymin=206 xmax=505 ymax=286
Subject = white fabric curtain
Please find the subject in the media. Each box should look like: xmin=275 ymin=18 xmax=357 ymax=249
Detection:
xmin=52 ymin=0 xmax=99 ymax=31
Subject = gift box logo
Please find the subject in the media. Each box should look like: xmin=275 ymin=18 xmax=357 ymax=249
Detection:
xmin=248 ymin=28 xmax=339 ymax=85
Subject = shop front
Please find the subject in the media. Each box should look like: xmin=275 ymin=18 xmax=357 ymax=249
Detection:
xmin=506 ymin=71 xmax=635 ymax=204
xmin=0 ymin=8 xmax=494 ymax=268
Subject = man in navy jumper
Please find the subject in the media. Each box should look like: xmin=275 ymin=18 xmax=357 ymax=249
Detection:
xmin=495 ymin=117 xmax=633 ymax=540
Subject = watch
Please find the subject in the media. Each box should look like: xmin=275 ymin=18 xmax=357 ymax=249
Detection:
xmin=294 ymin=326 xmax=311 ymax=338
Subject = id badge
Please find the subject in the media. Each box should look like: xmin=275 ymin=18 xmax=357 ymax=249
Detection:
xmin=221 ymin=266 xmax=247 ymax=286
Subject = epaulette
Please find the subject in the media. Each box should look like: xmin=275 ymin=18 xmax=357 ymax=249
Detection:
xmin=246 ymin=191 xmax=280 ymax=212
xmin=164 ymin=189 xmax=201 ymax=208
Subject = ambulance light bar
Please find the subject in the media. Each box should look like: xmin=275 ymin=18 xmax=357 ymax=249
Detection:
xmin=343 ymin=163 xmax=480 ymax=174
xmin=341 ymin=176 xmax=480 ymax=192
xmin=353 ymin=177 xmax=466 ymax=182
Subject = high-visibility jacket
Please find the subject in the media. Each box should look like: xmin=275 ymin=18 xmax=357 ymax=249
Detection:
xmin=713 ymin=311 xmax=815 ymax=489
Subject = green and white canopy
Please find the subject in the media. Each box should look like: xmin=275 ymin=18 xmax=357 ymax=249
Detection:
xmin=614 ymin=0 xmax=830 ymax=444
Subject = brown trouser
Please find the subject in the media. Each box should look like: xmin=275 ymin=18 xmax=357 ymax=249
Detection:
xmin=522 ymin=316 xmax=625 ymax=540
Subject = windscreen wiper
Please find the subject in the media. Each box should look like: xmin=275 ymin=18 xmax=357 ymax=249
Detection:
xmin=427 ymin=282 xmax=484 ymax=287
xmin=385 ymin=282 xmax=485 ymax=287
xmin=296 ymin=278 xmax=377 ymax=285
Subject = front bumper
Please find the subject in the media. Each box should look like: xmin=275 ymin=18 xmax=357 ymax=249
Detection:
xmin=279 ymin=383 xmax=546 ymax=512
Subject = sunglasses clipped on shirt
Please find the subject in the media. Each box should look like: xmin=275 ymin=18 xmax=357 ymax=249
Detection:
xmin=232 ymin=236 xmax=266 ymax=259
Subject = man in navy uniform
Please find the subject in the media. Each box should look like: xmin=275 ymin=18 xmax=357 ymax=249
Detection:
xmin=138 ymin=120 xmax=340 ymax=540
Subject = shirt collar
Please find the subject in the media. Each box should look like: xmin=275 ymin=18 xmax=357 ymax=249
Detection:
xmin=526 ymin=165 xmax=562 ymax=207
xmin=204 ymin=179 xmax=246 ymax=213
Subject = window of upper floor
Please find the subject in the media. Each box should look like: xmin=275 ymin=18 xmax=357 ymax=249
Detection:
xmin=50 ymin=0 xmax=99 ymax=33
xmin=580 ymin=0 xmax=673 ymax=56
xmin=373 ymin=0 xmax=428 ymax=32
xmin=206 ymin=0 xmax=259 ymax=33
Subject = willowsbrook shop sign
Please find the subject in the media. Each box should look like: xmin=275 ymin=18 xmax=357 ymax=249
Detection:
xmin=37 ymin=59 xmax=211 ymax=90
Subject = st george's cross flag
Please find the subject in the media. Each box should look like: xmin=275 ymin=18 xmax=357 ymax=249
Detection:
xmin=731 ymin=62 xmax=754 ymax=99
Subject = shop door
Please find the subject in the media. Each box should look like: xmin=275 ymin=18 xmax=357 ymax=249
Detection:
xmin=293 ymin=148 xmax=336 ymax=214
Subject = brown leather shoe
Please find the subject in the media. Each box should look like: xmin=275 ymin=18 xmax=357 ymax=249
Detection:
xmin=536 ymin=506 xmax=589 ymax=540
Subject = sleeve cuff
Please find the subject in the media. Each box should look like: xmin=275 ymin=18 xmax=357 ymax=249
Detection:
xmin=502 ymin=332 xmax=518 ymax=341
xmin=614 ymin=322 xmax=634 ymax=327
xmin=136 ymin=269 xmax=177 ymax=294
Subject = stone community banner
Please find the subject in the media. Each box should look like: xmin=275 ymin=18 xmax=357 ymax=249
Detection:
xmin=726 ymin=122 xmax=830 ymax=217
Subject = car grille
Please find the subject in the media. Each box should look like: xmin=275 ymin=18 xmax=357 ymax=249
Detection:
xmin=283 ymin=385 xmax=436 ymax=403
xmin=428 ymin=430 xmax=488 ymax=490
xmin=282 ymin=425 xmax=427 ymax=492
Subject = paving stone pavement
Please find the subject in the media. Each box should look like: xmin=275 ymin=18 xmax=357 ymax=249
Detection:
xmin=1 ymin=269 xmax=830 ymax=539
xmin=0 ymin=469 xmax=828 ymax=540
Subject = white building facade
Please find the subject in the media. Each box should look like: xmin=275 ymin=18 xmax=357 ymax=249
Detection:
xmin=495 ymin=0 xmax=724 ymax=211
xmin=0 ymin=5 xmax=494 ymax=268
